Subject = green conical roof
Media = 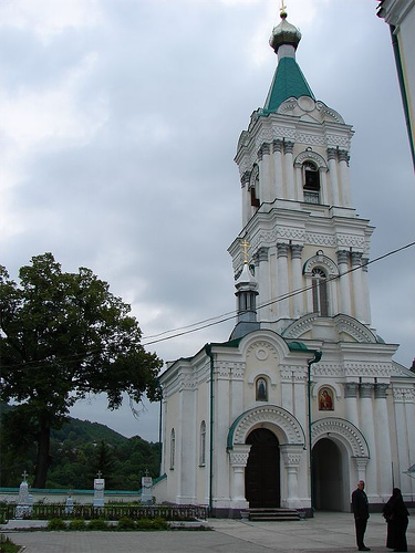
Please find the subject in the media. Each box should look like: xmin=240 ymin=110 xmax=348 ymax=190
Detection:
xmin=262 ymin=12 xmax=315 ymax=114
xmin=263 ymin=56 xmax=315 ymax=113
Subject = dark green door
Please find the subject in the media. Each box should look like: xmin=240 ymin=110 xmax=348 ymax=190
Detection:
xmin=245 ymin=428 xmax=280 ymax=508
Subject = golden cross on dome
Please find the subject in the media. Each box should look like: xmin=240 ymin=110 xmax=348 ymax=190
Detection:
xmin=280 ymin=0 xmax=287 ymax=17
xmin=241 ymin=239 xmax=250 ymax=264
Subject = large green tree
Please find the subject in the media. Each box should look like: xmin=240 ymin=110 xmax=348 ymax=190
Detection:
xmin=0 ymin=253 xmax=163 ymax=488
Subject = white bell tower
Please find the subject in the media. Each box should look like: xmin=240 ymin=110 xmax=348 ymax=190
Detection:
xmin=229 ymin=9 xmax=374 ymax=336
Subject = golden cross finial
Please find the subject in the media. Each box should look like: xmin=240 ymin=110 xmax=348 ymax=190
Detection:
xmin=241 ymin=239 xmax=250 ymax=264
xmin=280 ymin=0 xmax=287 ymax=18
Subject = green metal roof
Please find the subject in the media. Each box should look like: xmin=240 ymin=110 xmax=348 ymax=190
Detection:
xmin=263 ymin=56 xmax=315 ymax=114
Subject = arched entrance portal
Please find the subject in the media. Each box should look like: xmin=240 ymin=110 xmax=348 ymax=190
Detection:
xmin=312 ymin=438 xmax=343 ymax=511
xmin=245 ymin=428 xmax=280 ymax=508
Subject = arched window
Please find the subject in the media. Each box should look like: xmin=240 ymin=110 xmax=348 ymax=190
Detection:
xmin=249 ymin=164 xmax=260 ymax=208
xmin=312 ymin=267 xmax=329 ymax=316
xmin=318 ymin=387 xmax=334 ymax=411
xmin=199 ymin=421 xmax=206 ymax=466
xmin=303 ymin=161 xmax=320 ymax=204
xmin=169 ymin=429 xmax=175 ymax=470
xmin=255 ymin=377 xmax=268 ymax=401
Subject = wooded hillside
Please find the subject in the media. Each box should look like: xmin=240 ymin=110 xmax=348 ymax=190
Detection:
xmin=0 ymin=403 xmax=161 ymax=490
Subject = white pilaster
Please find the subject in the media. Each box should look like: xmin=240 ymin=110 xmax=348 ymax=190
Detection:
xmin=338 ymin=149 xmax=351 ymax=207
xmin=351 ymin=252 xmax=365 ymax=322
xmin=273 ymin=139 xmax=283 ymax=199
xmin=284 ymin=141 xmax=295 ymax=200
xmin=327 ymin=148 xmax=339 ymax=206
xmin=277 ymin=242 xmax=290 ymax=319
xmin=337 ymin=250 xmax=352 ymax=316
xmin=344 ymin=382 xmax=359 ymax=428
xmin=374 ymin=383 xmax=393 ymax=497
xmin=359 ymin=382 xmax=377 ymax=499
xmin=291 ymin=244 xmax=303 ymax=318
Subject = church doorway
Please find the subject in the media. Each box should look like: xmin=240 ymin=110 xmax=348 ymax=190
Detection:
xmin=245 ymin=428 xmax=280 ymax=508
xmin=312 ymin=437 xmax=344 ymax=511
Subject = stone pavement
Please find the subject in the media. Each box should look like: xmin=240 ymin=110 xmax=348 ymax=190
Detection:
xmin=3 ymin=512 xmax=414 ymax=553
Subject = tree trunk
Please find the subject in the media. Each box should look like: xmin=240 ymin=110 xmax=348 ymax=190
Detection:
xmin=33 ymin=417 xmax=51 ymax=488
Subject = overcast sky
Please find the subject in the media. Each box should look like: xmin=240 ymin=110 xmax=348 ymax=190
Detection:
xmin=1 ymin=0 xmax=414 ymax=443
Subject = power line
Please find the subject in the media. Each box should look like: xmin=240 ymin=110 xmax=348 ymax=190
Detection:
xmin=141 ymin=240 xmax=415 ymax=347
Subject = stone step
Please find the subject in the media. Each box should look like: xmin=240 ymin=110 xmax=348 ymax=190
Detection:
xmin=248 ymin=508 xmax=301 ymax=521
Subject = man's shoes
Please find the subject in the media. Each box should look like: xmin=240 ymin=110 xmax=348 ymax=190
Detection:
xmin=358 ymin=548 xmax=371 ymax=552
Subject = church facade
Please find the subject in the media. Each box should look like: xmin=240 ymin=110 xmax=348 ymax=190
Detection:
xmin=154 ymin=10 xmax=415 ymax=516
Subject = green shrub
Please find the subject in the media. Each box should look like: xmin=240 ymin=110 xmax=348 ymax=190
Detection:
xmin=48 ymin=518 xmax=66 ymax=531
xmin=117 ymin=516 xmax=136 ymax=530
xmin=0 ymin=533 xmax=21 ymax=553
xmin=136 ymin=517 xmax=168 ymax=530
xmin=68 ymin=519 xmax=87 ymax=531
xmin=88 ymin=519 xmax=109 ymax=531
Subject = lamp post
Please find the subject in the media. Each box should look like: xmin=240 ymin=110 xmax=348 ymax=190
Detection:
xmin=307 ymin=350 xmax=322 ymax=512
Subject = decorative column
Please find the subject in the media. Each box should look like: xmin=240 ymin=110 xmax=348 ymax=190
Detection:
xmin=258 ymin=142 xmax=271 ymax=202
xmin=277 ymin=242 xmax=290 ymax=319
xmin=393 ymin=387 xmax=415 ymax=492
xmin=359 ymin=382 xmax=377 ymax=497
xmin=337 ymin=250 xmax=352 ymax=315
xmin=361 ymin=258 xmax=372 ymax=325
xmin=353 ymin=457 xmax=369 ymax=484
xmin=319 ymin=167 xmax=329 ymax=204
xmin=344 ymin=382 xmax=359 ymax=427
xmin=327 ymin=148 xmax=339 ymax=206
xmin=374 ymin=383 xmax=393 ymax=497
xmin=228 ymin=445 xmax=251 ymax=506
xmin=280 ymin=444 xmax=304 ymax=509
xmin=273 ymin=139 xmax=283 ymax=199
xmin=257 ymin=247 xmax=270 ymax=321
xmin=338 ymin=149 xmax=351 ymax=207
xmin=291 ymin=244 xmax=303 ymax=317
xmin=284 ymin=141 xmax=295 ymax=199
xmin=351 ymin=251 xmax=364 ymax=322
xmin=241 ymin=171 xmax=250 ymax=227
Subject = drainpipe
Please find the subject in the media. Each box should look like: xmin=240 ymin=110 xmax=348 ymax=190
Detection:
xmin=205 ymin=344 xmax=214 ymax=515
xmin=307 ymin=350 xmax=322 ymax=512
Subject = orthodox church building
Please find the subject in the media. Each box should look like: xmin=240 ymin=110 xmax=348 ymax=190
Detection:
xmin=154 ymin=10 xmax=415 ymax=516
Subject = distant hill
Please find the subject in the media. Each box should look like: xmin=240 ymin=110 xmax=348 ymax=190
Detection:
xmin=0 ymin=403 xmax=161 ymax=490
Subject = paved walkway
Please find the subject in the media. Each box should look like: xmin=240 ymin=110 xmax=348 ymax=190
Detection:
xmin=2 ymin=512 xmax=414 ymax=553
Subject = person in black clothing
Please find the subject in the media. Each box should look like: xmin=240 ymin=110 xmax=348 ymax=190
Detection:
xmin=352 ymin=480 xmax=370 ymax=551
xmin=382 ymin=488 xmax=409 ymax=552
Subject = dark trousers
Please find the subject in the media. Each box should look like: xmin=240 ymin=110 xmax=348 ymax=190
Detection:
xmin=355 ymin=518 xmax=368 ymax=548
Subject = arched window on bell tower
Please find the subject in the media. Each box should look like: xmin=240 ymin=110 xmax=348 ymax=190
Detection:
xmin=303 ymin=160 xmax=320 ymax=204
xmin=249 ymin=164 xmax=260 ymax=208
xmin=312 ymin=267 xmax=329 ymax=316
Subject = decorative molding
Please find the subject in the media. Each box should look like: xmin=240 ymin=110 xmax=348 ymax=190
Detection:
xmin=344 ymin=362 xmax=395 ymax=378
xmin=374 ymin=383 xmax=389 ymax=399
xmin=280 ymin=444 xmax=304 ymax=467
xmin=229 ymin=405 xmax=305 ymax=447
xmin=228 ymin=445 xmax=251 ymax=468
xmin=282 ymin=313 xmax=318 ymax=339
xmin=392 ymin=386 xmax=415 ymax=402
xmin=294 ymin=150 xmax=328 ymax=170
xmin=344 ymin=382 xmax=359 ymax=398
xmin=303 ymin=252 xmax=339 ymax=277
xmin=277 ymin=242 xmax=290 ymax=258
xmin=334 ymin=315 xmax=377 ymax=344
xmin=312 ymin=417 xmax=370 ymax=457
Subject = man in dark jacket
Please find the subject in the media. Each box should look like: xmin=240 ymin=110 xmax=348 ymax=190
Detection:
xmin=352 ymin=480 xmax=370 ymax=551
